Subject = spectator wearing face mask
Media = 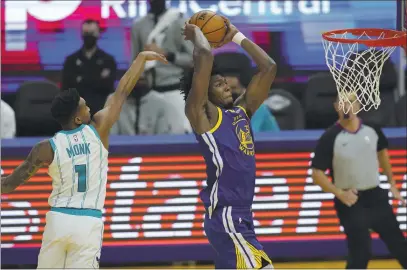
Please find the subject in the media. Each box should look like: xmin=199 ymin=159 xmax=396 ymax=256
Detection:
xmin=62 ymin=19 xmax=117 ymax=115
xmin=131 ymin=0 xmax=193 ymax=134
xmin=110 ymin=76 xmax=184 ymax=135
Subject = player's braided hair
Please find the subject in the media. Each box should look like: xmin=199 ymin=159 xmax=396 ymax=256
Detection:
xmin=51 ymin=88 xmax=80 ymax=126
xmin=179 ymin=63 xmax=223 ymax=101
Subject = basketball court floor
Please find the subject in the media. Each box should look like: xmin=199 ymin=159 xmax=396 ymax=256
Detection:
xmin=103 ymin=259 xmax=402 ymax=269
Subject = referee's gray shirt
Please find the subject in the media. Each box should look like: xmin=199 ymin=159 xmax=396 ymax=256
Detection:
xmin=311 ymin=121 xmax=389 ymax=190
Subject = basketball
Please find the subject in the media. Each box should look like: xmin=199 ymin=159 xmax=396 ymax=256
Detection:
xmin=189 ymin=10 xmax=227 ymax=47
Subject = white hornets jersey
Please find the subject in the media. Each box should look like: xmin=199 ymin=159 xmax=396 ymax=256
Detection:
xmin=48 ymin=125 xmax=108 ymax=210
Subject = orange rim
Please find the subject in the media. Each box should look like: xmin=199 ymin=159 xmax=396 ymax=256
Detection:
xmin=322 ymin=28 xmax=407 ymax=47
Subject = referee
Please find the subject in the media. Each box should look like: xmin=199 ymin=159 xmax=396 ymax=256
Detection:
xmin=311 ymin=96 xmax=407 ymax=269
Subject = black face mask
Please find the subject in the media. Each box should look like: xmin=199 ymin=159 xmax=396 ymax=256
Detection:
xmin=149 ymin=0 xmax=166 ymax=15
xmin=82 ymin=34 xmax=98 ymax=50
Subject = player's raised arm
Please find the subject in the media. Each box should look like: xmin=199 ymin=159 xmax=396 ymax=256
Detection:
xmin=182 ymin=24 xmax=218 ymax=134
xmin=222 ymin=19 xmax=277 ymax=118
xmin=92 ymin=51 xmax=168 ymax=145
xmin=1 ymin=140 xmax=53 ymax=194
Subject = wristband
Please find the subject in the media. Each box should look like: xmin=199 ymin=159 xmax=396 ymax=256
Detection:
xmin=232 ymin=32 xmax=246 ymax=46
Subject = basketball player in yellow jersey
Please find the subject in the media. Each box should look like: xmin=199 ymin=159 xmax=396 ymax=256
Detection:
xmin=1 ymin=51 xmax=167 ymax=269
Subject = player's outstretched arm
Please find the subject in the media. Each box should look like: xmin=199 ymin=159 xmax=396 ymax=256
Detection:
xmin=1 ymin=140 xmax=53 ymax=194
xmin=91 ymin=51 xmax=168 ymax=147
xmin=182 ymin=24 xmax=218 ymax=134
xmin=221 ymin=19 xmax=277 ymax=118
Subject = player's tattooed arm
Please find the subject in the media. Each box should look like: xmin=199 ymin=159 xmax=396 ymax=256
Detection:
xmin=1 ymin=140 xmax=53 ymax=194
xmin=182 ymin=23 xmax=218 ymax=134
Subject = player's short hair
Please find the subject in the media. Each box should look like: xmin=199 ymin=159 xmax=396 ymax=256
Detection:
xmin=180 ymin=63 xmax=223 ymax=101
xmin=51 ymin=88 xmax=80 ymax=126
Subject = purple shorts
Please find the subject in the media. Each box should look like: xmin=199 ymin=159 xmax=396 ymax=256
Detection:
xmin=204 ymin=206 xmax=273 ymax=269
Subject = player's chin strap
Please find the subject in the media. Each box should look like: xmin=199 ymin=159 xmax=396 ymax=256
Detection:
xmin=232 ymin=32 xmax=246 ymax=46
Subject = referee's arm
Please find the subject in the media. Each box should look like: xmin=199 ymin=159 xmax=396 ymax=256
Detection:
xmin=311 ymin=132 xmax=342 ymax=196
xmin=375 ymin=126 xmax=407 ymax=206
xmin=374 ymin=127 xmax=393 ymax=185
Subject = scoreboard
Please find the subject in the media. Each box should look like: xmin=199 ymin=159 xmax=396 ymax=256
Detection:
xmin=1 ymin=130 xmax=406 ymax=264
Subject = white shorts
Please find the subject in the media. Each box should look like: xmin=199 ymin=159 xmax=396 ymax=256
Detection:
xmin=37 ymin=209 xmax=104 ymax=269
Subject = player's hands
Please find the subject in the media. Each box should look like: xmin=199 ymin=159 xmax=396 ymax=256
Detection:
xmin=336 ymin=189 xmax=358 ymax=207
xmin=140 ymin=51 xmax=168 ymax=64
xmin=217 ymin=16 xmax=239 ymax=47
xmin=182 ymin=23 xmax=200 ymax=42
xmin=144 ymin=43 xmax=166 ymax=55
xmin=389 ymin=184 xmax=407 ymax=207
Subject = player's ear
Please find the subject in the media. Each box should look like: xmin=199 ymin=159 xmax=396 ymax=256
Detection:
xmin=74 ymin=116 xmax=83 ymax=125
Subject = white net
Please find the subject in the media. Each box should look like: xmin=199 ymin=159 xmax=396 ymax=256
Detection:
xmin=322 ymin=30 xmax=399 ymax=114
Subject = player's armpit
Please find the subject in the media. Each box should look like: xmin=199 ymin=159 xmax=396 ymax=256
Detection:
xmin=1 ymin=140 xmax=53 ymax=194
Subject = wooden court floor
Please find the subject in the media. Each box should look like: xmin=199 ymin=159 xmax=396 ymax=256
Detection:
xmin=104 ymin=259 xmax=402 ymax=269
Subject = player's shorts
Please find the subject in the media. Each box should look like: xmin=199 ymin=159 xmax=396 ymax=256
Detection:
xmin=204 ymin=206 xmax=273 ymax=269
xmin=37 ymin=207 xmax=104 ymax=269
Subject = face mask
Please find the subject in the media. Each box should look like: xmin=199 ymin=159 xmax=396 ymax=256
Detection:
xmin=82 ymin=34 xmax=98 ymax=50
xmin=149 ymin=0 xmax=166 ymax=15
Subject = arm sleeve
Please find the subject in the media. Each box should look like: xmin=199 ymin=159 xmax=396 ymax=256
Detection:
xmin=373 ymin=126 xmax=389 ymax=151
xmin=311 ymin=131 xmax=336 ymax=171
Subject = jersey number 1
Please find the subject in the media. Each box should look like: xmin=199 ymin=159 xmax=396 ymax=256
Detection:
xmin=75 ymin=164 xmax=87 ymax=192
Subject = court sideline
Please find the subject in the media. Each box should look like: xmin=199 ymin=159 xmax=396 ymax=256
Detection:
xmin=103 ymin=259 xmax=402 ymax=269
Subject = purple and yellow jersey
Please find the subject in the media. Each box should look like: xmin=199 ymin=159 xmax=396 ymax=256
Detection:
xmin=194 ymin=106 xmax=256 ymax=217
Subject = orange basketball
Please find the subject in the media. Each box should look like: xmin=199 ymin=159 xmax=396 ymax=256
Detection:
xmin=189 ymin=10 xmax=227 ymax=47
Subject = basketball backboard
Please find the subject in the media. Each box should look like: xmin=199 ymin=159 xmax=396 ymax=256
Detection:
xmin=397 ymin=0 xmax=407 ymax=31
xmin=397 ymin=0 xmax=406 ymax=97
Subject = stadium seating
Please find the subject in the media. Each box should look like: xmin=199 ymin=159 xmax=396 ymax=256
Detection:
xmin=304 ymin=73 xmax=338 ymax=129
xmin=358 ymin=92 xmax=397 ymax=127
xmin=265 ymin=89 xmax=305 ymax=130
xmin=14 ymin=81 xmax=60 ymax=137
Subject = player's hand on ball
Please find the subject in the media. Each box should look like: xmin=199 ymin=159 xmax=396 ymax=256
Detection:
xmin=337 ymin=189 xmax=358 ymax=207
xmin=218 ymin=16 xmax=239 ymax=47
xmin=182 ymin=23 xmax=200 ymax=42
xmin=140 ymin=51 xmax=168 ymax=64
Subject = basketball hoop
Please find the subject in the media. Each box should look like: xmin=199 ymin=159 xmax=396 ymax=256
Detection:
xmin=322 ymin=28 xmax=407 ymax=113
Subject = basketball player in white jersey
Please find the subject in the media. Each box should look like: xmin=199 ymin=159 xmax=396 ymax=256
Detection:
xmin=1 ymin=51 xmax=167 ymax=269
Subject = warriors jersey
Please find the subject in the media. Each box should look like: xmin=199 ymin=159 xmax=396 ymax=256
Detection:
xmin=195 ymin=106 xmax=256 ymax=217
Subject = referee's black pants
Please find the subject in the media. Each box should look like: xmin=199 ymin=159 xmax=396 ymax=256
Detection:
xmin=334 ymin=186 xmax=407 ymax=269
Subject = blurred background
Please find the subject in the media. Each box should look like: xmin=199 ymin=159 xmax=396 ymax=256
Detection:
xmin=1 ymin=0 xmax=406 ymax=269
